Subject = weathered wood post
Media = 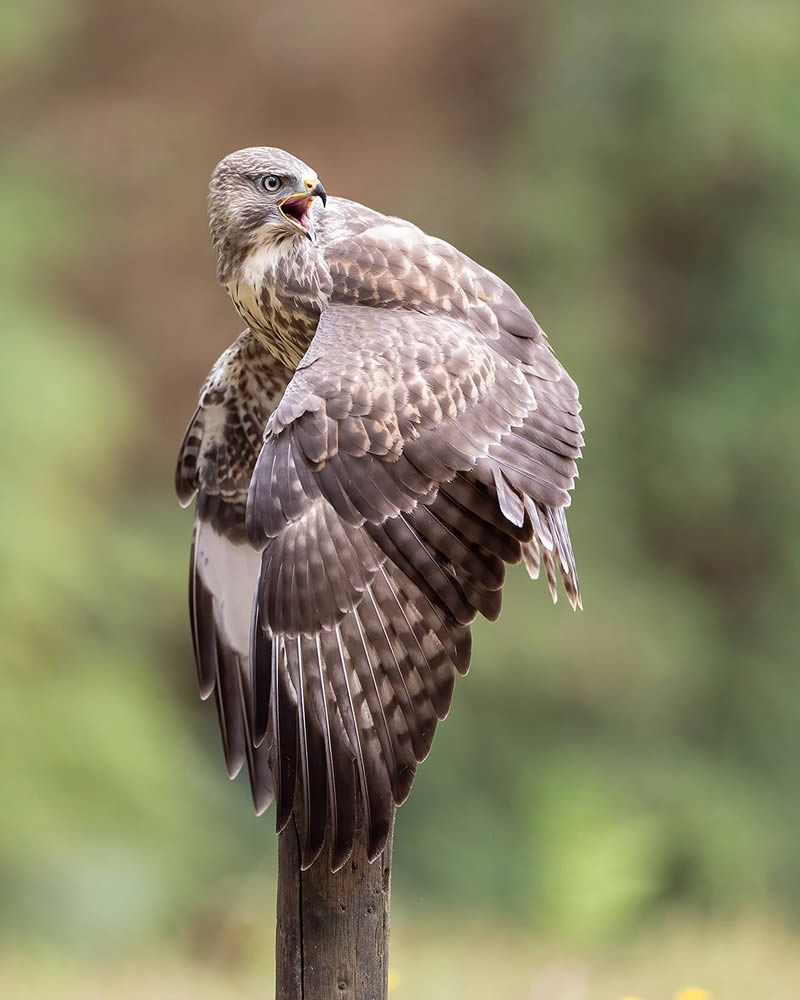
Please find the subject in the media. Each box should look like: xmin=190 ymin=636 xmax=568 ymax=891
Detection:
xmin=276 ymin=806 xmax=395 ymax=1000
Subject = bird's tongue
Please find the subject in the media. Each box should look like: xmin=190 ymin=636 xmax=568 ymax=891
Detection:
xmin=282 ymin=194 xmax=313 ymax=232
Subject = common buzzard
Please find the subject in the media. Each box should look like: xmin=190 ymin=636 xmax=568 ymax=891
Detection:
xmin=176 ymin=148 xmax=583 ymax=871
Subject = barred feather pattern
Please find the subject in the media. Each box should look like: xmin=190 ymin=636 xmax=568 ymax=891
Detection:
xmin=176 ymin=331 xmax=291 ymax=811
xmin=243 ymin=304 xmax=581 ymax=867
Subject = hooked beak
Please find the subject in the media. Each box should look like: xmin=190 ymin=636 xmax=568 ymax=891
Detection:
xmin=279 ymin=179 xmax=327 ymax=241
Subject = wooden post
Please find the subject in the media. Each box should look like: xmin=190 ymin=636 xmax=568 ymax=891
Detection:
xmin=275 ymin=806 xmax=395 ymax=1000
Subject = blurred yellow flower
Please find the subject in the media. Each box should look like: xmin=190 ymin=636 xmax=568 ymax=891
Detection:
xmin=674 ymin=990 xmax=711 ymax=1000
xmin=389 ymin=969 xmax=399 ymax=993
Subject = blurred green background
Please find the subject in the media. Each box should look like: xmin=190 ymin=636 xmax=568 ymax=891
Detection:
xmin=2 ymin=1 xmax=799 ymax=997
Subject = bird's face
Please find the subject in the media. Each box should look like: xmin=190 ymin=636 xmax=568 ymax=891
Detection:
xmin=208 ymin=147 xmax=327 ymax=264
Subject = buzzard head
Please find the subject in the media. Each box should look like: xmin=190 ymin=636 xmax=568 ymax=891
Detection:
xmin=209 ymin=146 xmax=327 ymax=279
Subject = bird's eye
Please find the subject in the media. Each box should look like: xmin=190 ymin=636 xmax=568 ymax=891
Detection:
xmin=260 ymin=174 xmax=281 ymax=192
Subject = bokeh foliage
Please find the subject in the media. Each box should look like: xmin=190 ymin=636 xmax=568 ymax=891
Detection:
xmin=2 ymin=0 xmax=799 ymax=971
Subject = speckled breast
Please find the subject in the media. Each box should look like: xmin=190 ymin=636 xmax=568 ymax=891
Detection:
xmin=227 ymin=243 xmax=329 ymax=369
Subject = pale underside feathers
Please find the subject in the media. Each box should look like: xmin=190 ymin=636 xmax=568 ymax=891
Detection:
xmin=176 ymin=192 xmax=583 ymax=870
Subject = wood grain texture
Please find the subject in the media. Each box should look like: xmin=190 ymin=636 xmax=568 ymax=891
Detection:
xmin=276 ymin=801 xmax=394 ymax=1000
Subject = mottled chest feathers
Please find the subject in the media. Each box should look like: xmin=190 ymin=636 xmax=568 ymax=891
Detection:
xmin=226 ymin=238 xmax=328 ymax=369
xmin=226 ymin=242 xmax=284 ymax=333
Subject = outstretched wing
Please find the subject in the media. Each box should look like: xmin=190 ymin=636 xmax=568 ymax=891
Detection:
xmin=321 ymin=216 xmax=584 ymax=594
xmin=247 ymin=302 xmax=582 ymax=870
xmin=175 ymin=331 xmax=292 ymax=813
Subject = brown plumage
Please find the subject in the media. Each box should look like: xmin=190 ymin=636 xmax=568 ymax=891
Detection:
xmin=176 ymin=147 xmax=584 ymax=870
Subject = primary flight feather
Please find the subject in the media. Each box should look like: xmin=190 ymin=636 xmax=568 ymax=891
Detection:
xmin=176 ymin=147 xmax=583 ymax=871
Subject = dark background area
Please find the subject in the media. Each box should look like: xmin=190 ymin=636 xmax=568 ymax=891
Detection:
xmin=2 ymin=1 xmax=799 ymax=996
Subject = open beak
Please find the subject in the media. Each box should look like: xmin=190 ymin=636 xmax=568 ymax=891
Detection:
xmin=279 ymin=180 xmax=327 ymax=241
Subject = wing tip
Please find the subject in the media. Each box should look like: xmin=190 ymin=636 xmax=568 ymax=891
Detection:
xmin=176 ymin=487 xmax=197 ymax=509
xmin=198 ymin=679 xmax=215 ymax=701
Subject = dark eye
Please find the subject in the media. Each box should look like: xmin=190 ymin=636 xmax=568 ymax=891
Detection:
xmin=260 ymin=174 xmax=281 ymax=192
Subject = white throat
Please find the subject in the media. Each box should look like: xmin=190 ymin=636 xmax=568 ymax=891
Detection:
xmin=226 ymin=232 xmax=291 ymax=335
xmin=224 ymin=227 xmax=322 ymax=369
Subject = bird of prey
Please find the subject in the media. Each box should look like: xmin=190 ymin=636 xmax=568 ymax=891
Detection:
xmin=176 ymin=147 xmax=583 ymax=871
